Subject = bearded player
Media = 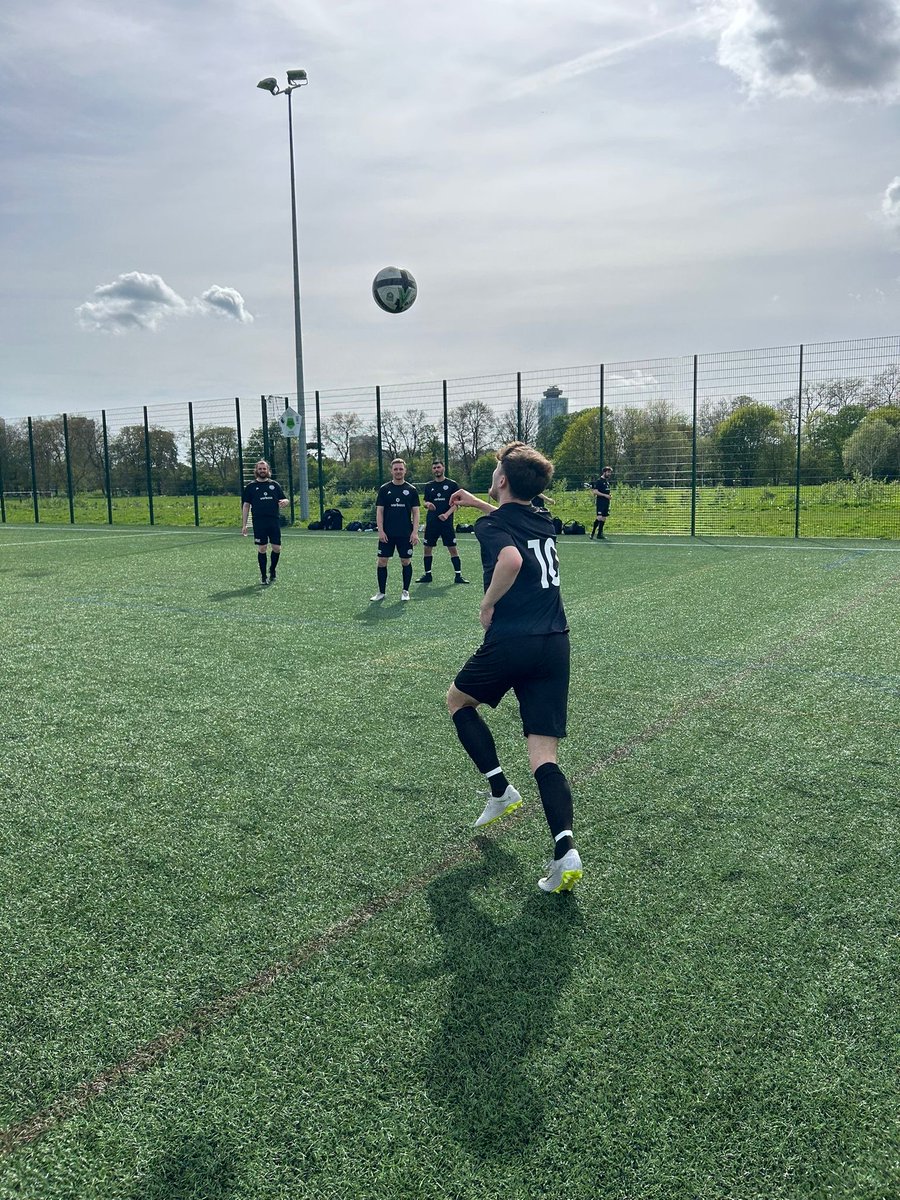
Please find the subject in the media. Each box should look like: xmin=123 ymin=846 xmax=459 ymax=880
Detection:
xmin=241 ymin=460 xmax=289 ymax=586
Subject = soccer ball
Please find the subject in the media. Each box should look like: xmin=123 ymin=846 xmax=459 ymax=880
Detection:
xmin=372 ymin=266 xmax=417 ymax=314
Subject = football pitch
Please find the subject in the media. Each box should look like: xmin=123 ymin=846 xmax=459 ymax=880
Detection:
xmin=0 ymin=526 xmax=897 ymax=1200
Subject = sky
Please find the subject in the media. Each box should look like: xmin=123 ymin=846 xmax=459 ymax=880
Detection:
xmin=2 ymin=0 xmax=900 ymax=419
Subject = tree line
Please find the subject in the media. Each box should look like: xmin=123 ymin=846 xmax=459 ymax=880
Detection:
xmin=2 ymin=368 xmax=899 ymax=503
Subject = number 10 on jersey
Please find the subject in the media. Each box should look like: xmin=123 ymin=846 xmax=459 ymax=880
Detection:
xmin=528 ymin=538 xmax=561 ymax=589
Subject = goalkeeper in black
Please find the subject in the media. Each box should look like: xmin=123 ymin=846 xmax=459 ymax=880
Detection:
xmin=241 ymin=459 xmax=288 ymax=586
xmin=447 ymin=441 xmax=582 ymax=894
xmin=418 ymin=459 xmax=469 ymax=585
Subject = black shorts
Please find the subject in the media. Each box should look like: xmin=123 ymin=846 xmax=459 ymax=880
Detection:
xmin=596 ymin=497 xmax=610 ymax=516
xmin=454 ymin=632 xmax=570 ymax=738
xmin=424 ymin=521 xmax=457 ymax=548
xmin=253 ymin=520 xmax=282 ymax=546
xmin=377 ymin=535 xmax=413 ymax=559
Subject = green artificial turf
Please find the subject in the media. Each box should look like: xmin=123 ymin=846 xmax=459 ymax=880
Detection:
xmin=0 ymin=527 xmax=897 ymax=1199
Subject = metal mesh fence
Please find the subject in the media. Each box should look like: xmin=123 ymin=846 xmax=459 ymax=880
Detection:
xmin=1 ymin=334 xmax=898 ymax=538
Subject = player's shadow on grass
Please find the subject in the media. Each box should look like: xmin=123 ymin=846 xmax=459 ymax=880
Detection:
xmin=353 ymin=601 xmax=409 ymax=623
xmin=208 ymin=585 xmax=268 ymax=601
xmin=125 ymin=1132 xmax=240 ymax=1199
xmin=423 ymin=837 xmax=582 ymax=1162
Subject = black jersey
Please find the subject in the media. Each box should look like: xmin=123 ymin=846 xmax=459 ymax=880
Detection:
xmin=474 ymin=503 xmax=568 ymax=644
xmin=591 ymin=478 xmax=611 ymax=497
xmin=423 ymin=478 xmax=460 ymax=519
xmin=242 ymin=479 xmax=286 ymax=521
xmin=376 ymin=481 xmax=420 ymax=536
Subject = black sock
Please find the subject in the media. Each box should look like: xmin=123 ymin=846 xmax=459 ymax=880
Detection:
xmin=452 ymin=708 xmax=507 ymax=794
xmin=270 ymin=551 xmax=280 ymax=575
xmin=257 ymin=552 xmax=267 ymax=579
xmin=591 ymin=520 xmax=598 ymax=538
xmin=451 ymin=555 xmax=462 ymax=576
xmin=534 ymin=762 xmax=574 ymax=858
xmin=402 ymin=563 xmax=412 ymax=590
xmin=423 ymin=554 xmax=433 ymax=575
xmin=377 ymin=565 xmax=388 ymax=593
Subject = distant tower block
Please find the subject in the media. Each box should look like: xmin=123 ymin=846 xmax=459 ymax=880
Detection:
xmin=538 ymin=385 xmax=569 ymax=432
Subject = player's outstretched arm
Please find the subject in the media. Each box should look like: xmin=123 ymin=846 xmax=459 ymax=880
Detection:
xmin=449 ymin=489 xmax=496 ymax=514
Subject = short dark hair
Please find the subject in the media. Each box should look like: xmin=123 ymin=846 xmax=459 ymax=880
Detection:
xmin=495 ymin=441 xmax=554 ymax=501
xmin=602 ymin=466 xmax=612 ymax=474
xmin=432 ymin=459 xmax=444 ymax=467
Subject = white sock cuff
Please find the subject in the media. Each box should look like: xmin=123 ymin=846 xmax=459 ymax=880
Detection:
xmin=485 ymin=767 xmax=504 ymax=778
xmin=554 ymin=829 xmax=573 ymax=842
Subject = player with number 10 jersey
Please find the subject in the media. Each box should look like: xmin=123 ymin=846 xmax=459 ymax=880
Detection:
xmin=473 ymin=504 xmax=568 ymax=644
xmin=446 ymin=441 xmax=581 ymax=895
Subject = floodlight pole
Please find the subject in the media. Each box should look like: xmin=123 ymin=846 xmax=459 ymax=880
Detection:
xmin=258 ymin=70 xmax=310 ymax=520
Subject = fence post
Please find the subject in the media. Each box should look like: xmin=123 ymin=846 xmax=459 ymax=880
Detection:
xmin=0 ymin=432 xmax=6 ymax=523
xmin=62 ymin=413 xmax=75 ymax=524
xmin=102 ymin=410 xmax=113 ymax=524
xmin=27 ymin=416 xmax=39 ymax=524
xmin=188 ymin=402 xmax=200 ymax=527
xmin=235 ymin=398 xmax=244 ymax=496
xmin=284 ymin=398 xmax=295 ymax=526
xmin=691 ymin=354 xmax=698 ymax=537
xmin=794 ymin=344 xmax=804 ymax=539
xmin=376 ymin=385 xmax=383 ymax=484
xmin=442 ymin=380 xmax=449 ymax=470
xmin=598 ymin=364 xmax=605 ymax=477
xmin=315 ymin=390 xmax=325 ymax=522
xmin=143 ymin=405 xmax=155 ymax=526
xmin=261 ymin=396 xmax=270 ymax=463
xmin=516 ymin=371 xmax=522 ymax=441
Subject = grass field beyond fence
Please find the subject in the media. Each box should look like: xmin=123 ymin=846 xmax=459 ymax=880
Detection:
xmin=0 ymin=526 xmax=898 ymax=1200
xmin=3 ymin=478 xmax=900 ymax=539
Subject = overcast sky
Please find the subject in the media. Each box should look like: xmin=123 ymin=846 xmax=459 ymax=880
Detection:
xmin=2 ymin=0 xmax=900 ymax=419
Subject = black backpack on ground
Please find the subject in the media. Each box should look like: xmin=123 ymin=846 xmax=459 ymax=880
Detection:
xmin=563 ymin=521 xmax=585 ymax=535
xmin=307 ymin=520 xmax=323 ymax=530
xmin=346 ymin=520 xmax=363 ymax=532
xmin=322 ymin=507 xmax=343 ymax=531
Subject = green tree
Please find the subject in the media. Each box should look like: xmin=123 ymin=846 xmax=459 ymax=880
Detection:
xmin=553 ymin=408 xmax=601 ymax=487
xmin=194 ymin=425 xmax=239 ymax=487
xmin=804 ymin=404 xmax=867 ymax=480
xmin=842 ymin=417 xmax=899 ymax=479
xmin=469 ymin=452 xmax=497 ymax=492
xmin=536 ymin=411 xmax=575 ymax=456
xmin=110 ymin=425 xmax=180 ymax=495
xmin=716 ymin=403 xmax=792 ymax=486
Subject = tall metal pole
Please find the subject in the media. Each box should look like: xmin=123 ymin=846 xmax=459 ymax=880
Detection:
xmin=315 ymin=390 xmax=325 ymax=522
xmin=27 ymin=417 xmax=39 ymax=523
xmin=794 ymin=344 xmax=804 ymax=540
xmin=188 ymin=402 xmax=200 ymax=528
xmin=62 ymin=413 xmax=75 ymax=524
xmin=143 ymin=405 xmax=155 ymax=526
xmin=442 ymin=380 xmax=449 ymax=470
xmin=287 ymin=89 xmax=310 ymax=519
xmin=691 ymin=355 xmax=698 ymax=538
xmin=102 ymin=410 xmax=113 ymax=524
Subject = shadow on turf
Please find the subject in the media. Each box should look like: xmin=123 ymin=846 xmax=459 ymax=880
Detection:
xmin=422 ymin=837 xmax=583 ymax=1162
xmin=208 ymin=584 xmax=269 ymax=601
xmin=124 ymin=1133 xmax=240 ymax=1199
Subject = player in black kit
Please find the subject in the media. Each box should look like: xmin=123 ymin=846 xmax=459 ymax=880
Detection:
xmin=447 ymin=442 xmax=582 ymax=893
xmin=589 ymin=466 xmax=613 ymax=539
xmin=418 ymin=460 xmax=469 ymax=585
xmin=371 ymin=458 xmax=420 ymax=602
xmin=241 ymin=459 xmax=289 ymax=585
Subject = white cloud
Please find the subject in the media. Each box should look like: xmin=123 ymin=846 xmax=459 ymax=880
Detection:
xmin=199 ymin=285 xmax=254 ymax=324
xmin=705 ymin=0 xmax=900 ymax=98
xmin=880 ymin=176 xmax=900 ymax=228
xmin=76 ymin=272 xmax=253 ymax=333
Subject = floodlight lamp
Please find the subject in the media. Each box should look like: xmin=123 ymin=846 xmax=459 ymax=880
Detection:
xmin=257 ymin=77 xmax=279 ymax=94
xmin=286 ymin=69 xmax=307 ymax=83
